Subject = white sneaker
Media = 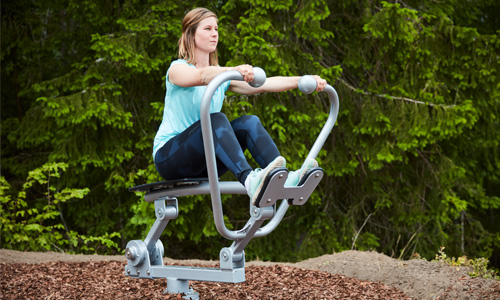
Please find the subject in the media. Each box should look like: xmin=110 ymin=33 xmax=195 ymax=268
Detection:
xmin=285 ymin=158 xmax=318 ymax=187
xmin=245 ymin=156 xmax=286 ymax=205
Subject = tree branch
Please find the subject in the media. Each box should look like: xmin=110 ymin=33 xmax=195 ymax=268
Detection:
xmin=337 ymin=77 xmax=456 ymax=108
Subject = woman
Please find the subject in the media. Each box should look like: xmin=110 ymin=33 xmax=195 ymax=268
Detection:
xmin=153 ymin=7 xmax=327 ymax=206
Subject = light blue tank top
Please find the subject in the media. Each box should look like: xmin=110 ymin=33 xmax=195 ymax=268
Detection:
xmin=153 ymin=59 xmax=231 ymax=160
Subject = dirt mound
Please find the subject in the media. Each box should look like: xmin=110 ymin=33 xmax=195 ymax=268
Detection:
xmin=294 ymin=250 xmax=500 ymax=300
xmin=1 ymin=249 xmax=498 ymax=299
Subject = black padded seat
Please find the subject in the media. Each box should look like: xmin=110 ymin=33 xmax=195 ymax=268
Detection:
xmin=128 ymin=178 xmax=210 ymax=193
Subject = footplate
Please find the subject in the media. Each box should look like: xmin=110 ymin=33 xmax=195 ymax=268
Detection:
xmin=255 ymin=167 xmax=324 ymax=207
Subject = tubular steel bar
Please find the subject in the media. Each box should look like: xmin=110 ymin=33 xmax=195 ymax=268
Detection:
xmin=199 ymin=70 xmax=339 ymax=240
xmin=253 ymin=83 xmax=339 ymax=238
xmin=200 ymin=70 xmax=252 ymax=240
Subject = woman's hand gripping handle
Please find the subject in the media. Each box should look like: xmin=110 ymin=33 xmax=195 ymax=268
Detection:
xmin=299 ymin=75 xmax=327 ymax=94
xmin=234 ymin=64 xmax=266 ymax=87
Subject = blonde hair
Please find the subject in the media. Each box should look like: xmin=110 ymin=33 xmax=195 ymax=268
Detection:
xmin=178 ymin=7 xmax=219 ymax=66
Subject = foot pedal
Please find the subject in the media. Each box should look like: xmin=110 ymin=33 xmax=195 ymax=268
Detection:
xmin=253 ymin=168 xmax=289 ymax=207
xmin=288 ymin=167 xmax=324 ymax=206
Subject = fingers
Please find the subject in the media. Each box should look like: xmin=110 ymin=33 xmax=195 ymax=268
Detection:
xmin=237 ymin=64 xmax=254 ymax=83
xmin=313 ymin=75 xmax=327 ymax=92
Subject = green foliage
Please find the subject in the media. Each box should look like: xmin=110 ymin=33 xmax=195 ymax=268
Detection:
xmin=433 ymin=247 xmax=499 ymax=280
xmin=1 ymin=0 xmax=499 ymax=268
xmin=0 ymin=163 xmax=120 ymax=253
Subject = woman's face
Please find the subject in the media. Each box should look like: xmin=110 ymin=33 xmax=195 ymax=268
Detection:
xmin=194 ymin=17 xmax=218 ymax=53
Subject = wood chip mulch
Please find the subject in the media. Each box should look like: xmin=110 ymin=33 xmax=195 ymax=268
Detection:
xmin=0 ymin=261 xmax=415 ymax=299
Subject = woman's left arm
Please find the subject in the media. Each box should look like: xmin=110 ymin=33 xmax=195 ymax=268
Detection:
xmin=229 ymin=75 xmax=326 ymax=95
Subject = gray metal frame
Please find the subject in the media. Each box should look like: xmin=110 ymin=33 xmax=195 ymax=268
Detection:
xmin=124 ymin=68 xmax=340 ymax=299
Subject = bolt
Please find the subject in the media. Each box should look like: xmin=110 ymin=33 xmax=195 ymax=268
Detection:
xmin=137 ymin=270 xmax=140 ymax=275
xmin=300 ymin=197 xmax=304 ymax=201
xmin=125 ymin=248 xmax=134 ymax=260
xmin=315 ymin=173 xmax=320 ymax=178
xmin=279 ymin=174 xmax=283 ymax=178
xmin=147 ymin=270 xmax=150 ymax=276
xmin=127 ymin=269 xmax=130 ymax=274
xmin=267 ymin=198 xmax=272 ymax=203
xmin=157 ymin=208 xmax=164 ymax=217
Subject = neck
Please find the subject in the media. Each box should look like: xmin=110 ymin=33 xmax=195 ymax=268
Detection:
xmin=194 ymin=49 xmax=210 ymax=68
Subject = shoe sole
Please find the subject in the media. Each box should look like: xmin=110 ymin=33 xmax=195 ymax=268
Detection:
xmin=300 ymin=160 xmax=319 ymax=180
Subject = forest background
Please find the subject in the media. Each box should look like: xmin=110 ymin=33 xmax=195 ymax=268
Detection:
xmin=1 ymin=0 xmax=499 ymax=270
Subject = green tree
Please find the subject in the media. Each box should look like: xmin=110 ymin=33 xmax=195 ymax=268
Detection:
xmin=2 ymin=0 xmax=499 ymax=267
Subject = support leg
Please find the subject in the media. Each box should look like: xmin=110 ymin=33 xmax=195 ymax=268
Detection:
xmin=220 ymin=205 xmax=275 ymax=271
xmin=165 ymin=278 xmax=199 ymax=300
xmin=125 ymin=197 xmax=178 ymax=277
xmin=145 ymin=197 xmax=178 ymax=254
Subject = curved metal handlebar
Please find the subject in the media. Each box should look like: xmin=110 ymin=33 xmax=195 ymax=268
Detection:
xmin=200 ymin=69 xmax=339 ymax=240
xmin=297 ymin=76 xmax=340 ymax=162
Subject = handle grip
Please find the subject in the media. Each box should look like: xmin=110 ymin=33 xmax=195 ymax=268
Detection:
xmin=298 ymin=75 xmax=317 ymax=94
xmin=248 ymin=67 xmax=266 ymax=87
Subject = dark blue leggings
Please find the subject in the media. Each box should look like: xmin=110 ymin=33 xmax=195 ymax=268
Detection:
xmin=155 ymin=113 xmax=280 ymax=184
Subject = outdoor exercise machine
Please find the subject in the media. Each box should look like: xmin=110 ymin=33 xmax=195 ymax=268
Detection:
xmin=124 ymin=67 xmax=340 ymax=299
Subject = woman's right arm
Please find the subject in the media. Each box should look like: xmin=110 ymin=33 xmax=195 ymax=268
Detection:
xmin=169 ymin=64 xmax=254 ymax=87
